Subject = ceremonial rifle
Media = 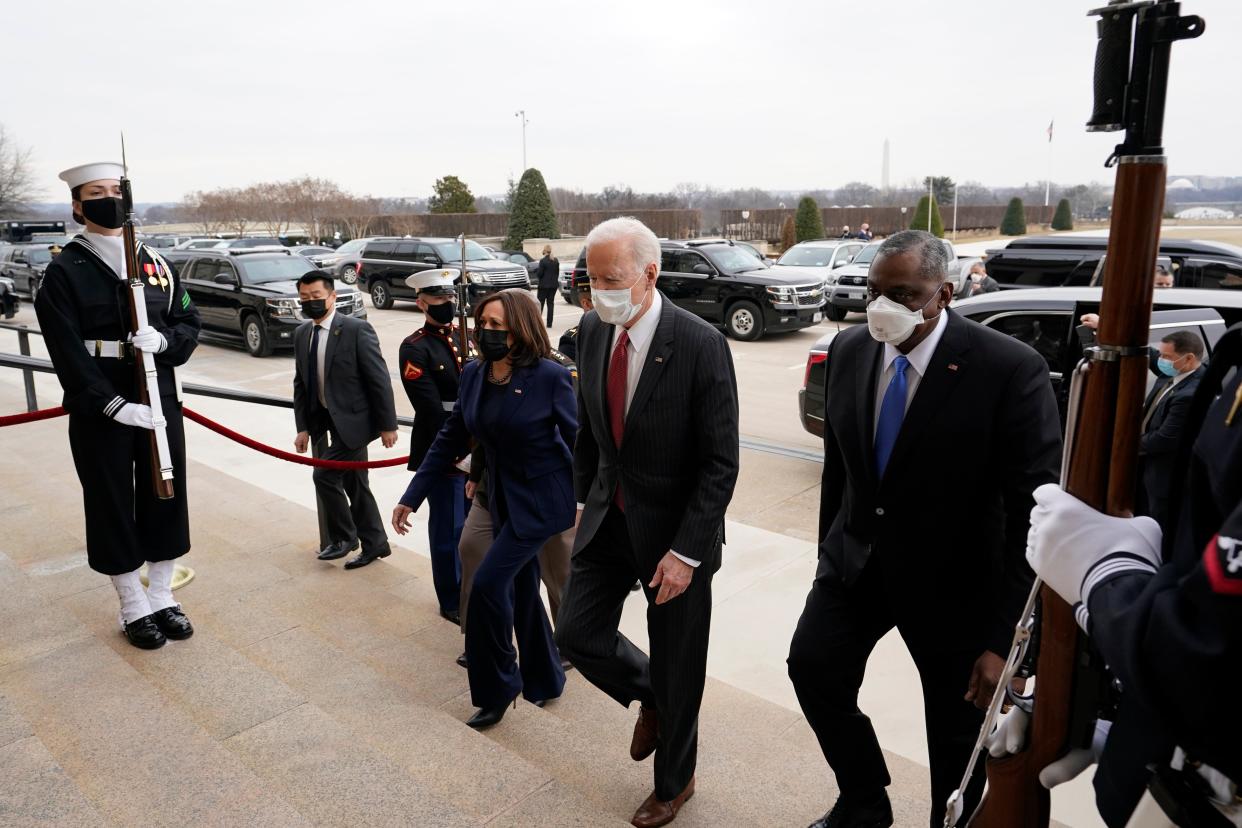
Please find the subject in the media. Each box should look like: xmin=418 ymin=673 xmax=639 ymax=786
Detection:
xmin=947 ymin=3 xmax=1203 ymax=825
xmin=456 ymin=233 xmax=473 ymax=360
xmin=120 ymin=135 xmax=176 ymax=500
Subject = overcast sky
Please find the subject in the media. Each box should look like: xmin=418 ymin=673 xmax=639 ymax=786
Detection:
xmin=4 ymin=0 xmax=1238 ymax=204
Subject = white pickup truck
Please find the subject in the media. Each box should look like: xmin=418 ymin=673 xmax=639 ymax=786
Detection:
xmin=824 ymin=237 xmax=966 ymax=320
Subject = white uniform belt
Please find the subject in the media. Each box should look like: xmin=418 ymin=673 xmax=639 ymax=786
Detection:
xmin=85 ymin=339 xmax=133 ymax=358
xmin=442 ymin=400 xmax=456 ymax=412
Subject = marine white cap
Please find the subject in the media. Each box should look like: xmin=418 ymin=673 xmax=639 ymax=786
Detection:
xmin=58 ymin=162 xmax=124 ymax=190
xmin=406 ymin=268 xmax=460 ymax=295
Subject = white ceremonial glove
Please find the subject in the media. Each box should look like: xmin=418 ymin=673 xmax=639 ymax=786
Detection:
xmin=1026 ymin=483 xmax=1162 ymax=607
xmin=985 ymin=704 xmax=1030 ymax=758
xmin=114 ymin=403 xmax=156 ymax=430
xmin=130 ymin=325 xmax=167 ymax=354
xmin=1039 ymin=719 xmax=1111 ymax=788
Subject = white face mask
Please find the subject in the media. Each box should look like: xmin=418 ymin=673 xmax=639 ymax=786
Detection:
xmin=593 ymin=270 xmax=649 ymax=326
xmin=866 ymin=283 xmax=943 ymax=345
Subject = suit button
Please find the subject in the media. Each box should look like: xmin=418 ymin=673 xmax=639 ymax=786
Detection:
xmin=874 ymin=507 xmax=885 ymax=516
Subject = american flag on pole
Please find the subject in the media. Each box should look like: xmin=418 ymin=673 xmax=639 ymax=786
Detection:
xmin=1047 ymin=119 xmax=1054 ymax=143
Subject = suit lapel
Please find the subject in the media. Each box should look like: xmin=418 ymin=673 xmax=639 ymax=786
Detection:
xmin=500 ymin=363 xmax=532 ymax=426
xmin=323 ymin=313 xmax=344 ymax=385
xmin=589 ymin=315 xmax=615 ymax=454
xmin=623 ymin=298 xmax=676 ymax=442
xmin=854 ymin=334 xmax=883 ymax=488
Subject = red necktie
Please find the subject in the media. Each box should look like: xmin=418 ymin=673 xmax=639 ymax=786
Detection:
xmin=606 ymin=330 xmax=630 ymax=509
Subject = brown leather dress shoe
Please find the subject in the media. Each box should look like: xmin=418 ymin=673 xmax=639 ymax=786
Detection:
xmin=630 ymin=777 xmax=695 ymax=828
xmin=631 ymin=705 xmax=658 ymax=761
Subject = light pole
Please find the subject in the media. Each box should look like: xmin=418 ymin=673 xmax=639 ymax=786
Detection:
xmin=514 ymin=110 xmax=528 ymax=172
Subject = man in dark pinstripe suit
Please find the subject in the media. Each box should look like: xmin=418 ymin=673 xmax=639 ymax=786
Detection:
xmin=555 ymin=218 xmax=739 ymax=828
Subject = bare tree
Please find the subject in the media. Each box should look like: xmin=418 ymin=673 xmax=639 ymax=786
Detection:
xmin=332 ymin=194 xmax=382 ymax=239
xmin=181 ymin=190 xmax=224 ymax=235
xmin=0 ymin=126 xmax=39 ymax=215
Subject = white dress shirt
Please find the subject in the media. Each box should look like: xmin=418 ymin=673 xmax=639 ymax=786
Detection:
xmin=872 ymin=309 xmax=949 ymax=438
xmin=312 ymin=309 xmax=336 ymax=408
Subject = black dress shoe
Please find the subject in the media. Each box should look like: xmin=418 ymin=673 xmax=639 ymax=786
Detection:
xmin=560 ymin=657 xmax=574 ymax=672
xmin=122 ymin=614 xmax=166 ymax=650
xmin=455 ymin=652 xmax=468 ymax=669
xmin=317 ymin=539 xmax=357 ymax=561
xmin=808 ymin=792 xmax=893 ymax=828
xmin=466 ymin=699 xmax=515 ymax=730
xmin=343 ymin=547 xmax=391 ymax=569
xmin=151 ymin=606 xmax=194 ymax=640
xmin=439 ymin=609 xmax=461 ymax=626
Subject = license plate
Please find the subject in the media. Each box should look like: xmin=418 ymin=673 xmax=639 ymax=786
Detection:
xmin=812 ymin=312 xmax=822 ymax=323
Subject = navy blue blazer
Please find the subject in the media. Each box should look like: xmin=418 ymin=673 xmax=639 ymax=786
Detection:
xmin=399 ymin=357 xmax=577 ymax=540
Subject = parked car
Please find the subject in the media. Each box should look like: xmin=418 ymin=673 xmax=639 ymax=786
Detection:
xmin=496 ymin=249 xmax=538 ymax=276
xmin=356 ymin=237 xmax=530 ymax=310
xmin=312 ymin=237 xmax=375 ymax=284
xmin=140 ymin=234 xmax=195 ymax=249
xmin=0 ymin=275 xmax=18 ymax=318
xmin=983 ymin=235 xmax=1242 ymax=290
xmin=163 ymin=249 xmax=366 ymax=357
xmin=174 ymin=237 xmax=284 ymax=251
xmin=825 ymin=238 xmax=963 ymax=321
xmin=568 ymin=239 xmax=825 ymax=341
xmin=558 ymin=251 xmax=582 ymax=304
xmin=0 ymin=243 xmax=54 ymax=302
xmin=771 ymin=239 xmax=867 ymax=307
xmin=797 ymin=286 xmax=1242 ymax=437
xmin=291 ymin=245 xmax=337 ymax=266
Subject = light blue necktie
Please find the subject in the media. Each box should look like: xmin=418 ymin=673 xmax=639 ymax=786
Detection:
xmin=874 ymin=355 xmax=909 ymax=478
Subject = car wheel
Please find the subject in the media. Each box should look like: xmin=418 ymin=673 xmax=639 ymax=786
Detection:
xmin=370 ymin=281 xmax=393 ymax=310
xmin=725 ymin=300 xmax=764 ymax=341
xmin=340 ymin=264 xmax=357 ymax=285
xmin=242 ymin=314 xmax=272 ymax=357
xmin=825 ymin=302 xmax=848 ymax=321
xmin=561 ymin=291 xmax=574 ymax=305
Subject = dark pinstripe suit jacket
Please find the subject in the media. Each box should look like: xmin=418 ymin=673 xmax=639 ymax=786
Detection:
xmin=573 ymin=294 xmax=740 ymax=575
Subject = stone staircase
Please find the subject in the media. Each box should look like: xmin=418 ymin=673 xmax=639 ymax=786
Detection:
xmin=0 ymin=414 xmax=939 ymax=827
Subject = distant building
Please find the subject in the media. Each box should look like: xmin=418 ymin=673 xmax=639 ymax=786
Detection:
xmin=1174 ymin=206 xmax=1236 ymax=220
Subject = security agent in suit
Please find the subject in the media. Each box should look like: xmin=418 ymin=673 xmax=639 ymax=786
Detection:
xmin=554 ymin=217 xmax=740 ymax=828
xmin=398 ymin=268 xmax=475 ymax=621
xmin=787 ymin=231 xmax=1061 ymax=828
xmin=292 ymin=271 xmax=399 ymax=569
xmin=1138 ymin=329 xmax=1205 ymax=528
xmin=557 ymin=269 xmax=592 ymax=362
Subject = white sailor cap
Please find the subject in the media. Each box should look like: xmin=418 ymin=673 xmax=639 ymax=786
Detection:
xmin=406 ymin=268 xmax=460 ymax=295
xmin=58 ymin=162 xmax=124 ymax=190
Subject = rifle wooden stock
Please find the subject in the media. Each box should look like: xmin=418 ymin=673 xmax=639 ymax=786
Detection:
xmin=968 ymin=157 xmax=1166 ymax=828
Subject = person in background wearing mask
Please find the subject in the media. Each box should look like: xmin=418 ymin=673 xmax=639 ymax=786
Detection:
xmin=292 ymin=271 xmax=398 ymax=569
xmin=392 ymin=289 xmax=575 ymax=730
xmin=398 ymin=269 xmax=475 ymax=623
xmin=857 ymin=223 xmax=874 ymax=241
xmin=786 ymin=230 xmax=1061 ymax=828
xmin=1079 ymin=264 xmax=1175 ymax=332
xmin=555 ymin=217 xmax=739 ymax=828
xmin=964 ymin=261 xmax=999 ymax=297
xmin=1137 ymin=329 xmax=1206 ymax=528
xmin=35 ymin=161 xmax=201 ymax=650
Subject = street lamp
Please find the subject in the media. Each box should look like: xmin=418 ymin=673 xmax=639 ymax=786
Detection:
xmin=514 ymin=110 xmax=529 ymax=172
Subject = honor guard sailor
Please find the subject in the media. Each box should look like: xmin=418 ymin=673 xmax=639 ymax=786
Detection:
xmin=398 ymin=268 xmax=475 ymax=623
xmin=34 ymin=161 xmax=201 ymax=650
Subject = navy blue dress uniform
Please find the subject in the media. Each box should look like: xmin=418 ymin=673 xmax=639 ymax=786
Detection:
xmin=35 ymin=168 xmax=200 ymax=579
xmin=399 ymin=356 xmax=576 ymax=721
xmin=398 ymin=268 xmax=475 ymax=619
xmin=1027 ymin=323 xmax=1242 ymax=826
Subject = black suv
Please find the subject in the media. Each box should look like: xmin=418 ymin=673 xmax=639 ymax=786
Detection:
xmin=357 ymin=237 xmax=530 ymax=310
xmin=984 ymin=235 xmax=1242 ymax=290
xmin=163 ymin=249 xmax=366 ymax=357
xmin=0 ymin=243 xmax=54 ymax=302
xmin=570 ymin=240 xmax=825 ymax=341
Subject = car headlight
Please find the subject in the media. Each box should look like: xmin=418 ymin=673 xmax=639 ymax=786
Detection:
xmin=465 ymin=271 xmax=488 ymax=285
xmin=266 ymin=297 xmax=301 ymax=318
xmin=765 ymin=285 xmax=796 ymax=303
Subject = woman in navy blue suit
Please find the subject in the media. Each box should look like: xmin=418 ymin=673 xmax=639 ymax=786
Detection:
xmin=392 ymin=289 xmax=577 ymax=728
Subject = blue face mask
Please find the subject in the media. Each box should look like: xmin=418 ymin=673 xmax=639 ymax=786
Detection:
xmin=1157 ymin=357 xmax=1180 ymax=377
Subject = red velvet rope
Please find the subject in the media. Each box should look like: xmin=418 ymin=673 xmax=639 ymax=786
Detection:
xmin=0 ymin=405 xmax=409 ymax=470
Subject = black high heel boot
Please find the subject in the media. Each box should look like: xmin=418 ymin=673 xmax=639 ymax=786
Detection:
xmin=466 ymin=698 xmax=516 ymax=730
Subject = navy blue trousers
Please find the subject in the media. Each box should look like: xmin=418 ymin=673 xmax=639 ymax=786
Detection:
xmin=465 ymin=516 xmax=566 ymax=709
xmin=424 ymin=472 xmax=465 ymax=614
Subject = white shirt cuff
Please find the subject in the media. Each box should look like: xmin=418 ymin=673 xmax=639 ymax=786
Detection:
xmin=576 ymin=502 xmax=585 ymax=510
xmin=671 ymin=551 xmax=700 ymax=568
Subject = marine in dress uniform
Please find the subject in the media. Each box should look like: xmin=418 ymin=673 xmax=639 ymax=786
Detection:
xmin=1026 ymin=323 xmax=1242 ymax=827
xmin=34 ymin=162 xmax=200 ymax=650
xmin=556 ymin=268 xmax=592 ymax=362
xmin=398 ymin=268 xmax=475 ymax=622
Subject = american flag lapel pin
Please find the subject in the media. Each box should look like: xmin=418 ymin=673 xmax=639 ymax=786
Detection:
xmin=514 ymin=387 xmax=523 ymax=395
xmin=654 ymin=356 xmax=664 ymax=363
xmin=948 ymin=363 xmax=959 ymax=371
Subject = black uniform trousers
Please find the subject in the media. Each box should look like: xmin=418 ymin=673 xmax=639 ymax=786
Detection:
xmin=68 ymin=395 xmax=190 ymax=576
xmin=537 ymin=287 xmax=556 ymax=326
xmin=309 ymin=408 xmax=388 ymax=556
xmin=556 ymin=506 xmax=713 ymax=802
xmin=787 ymin=553 xmax=986 ymax=828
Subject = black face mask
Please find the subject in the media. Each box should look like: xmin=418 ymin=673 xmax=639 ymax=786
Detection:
xmin=426 ymin=301 xmax=456 ymax=324
xmin=300 ymin=298 xmax=329 ymax=319
xmin=478 ymin=328 xmax=511 ymax=361
xmin=80 ymin=197 xmax=126 ymax=230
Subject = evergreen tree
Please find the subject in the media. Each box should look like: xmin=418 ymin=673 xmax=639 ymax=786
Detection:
xmin=780 ymin=215 xmax=796 ymax=252
xmin=794 ymin=196 xmax=825 ymax=242
xmin=1001 ymin=197 xmax=1027 ymax=235
xmin=428 ymin=175 xmax=477 ymax=213
xmin=909 ymin=195 xmax=945 ymax=238
xmin=1051 ymin=198 xmax=1073 ymax=231
xmin=504 ymin=168 xmax=558 ymax=249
